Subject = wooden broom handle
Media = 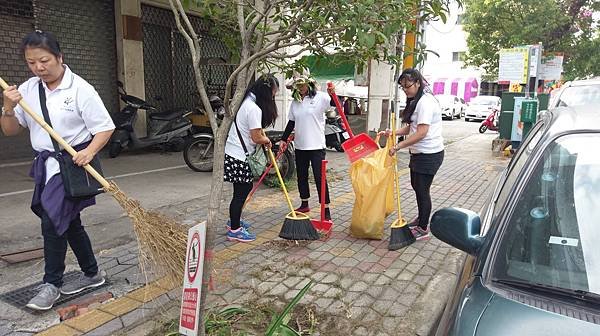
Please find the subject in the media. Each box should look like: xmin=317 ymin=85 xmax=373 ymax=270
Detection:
xmin=0 ymin=76 xmax=111 ymax=189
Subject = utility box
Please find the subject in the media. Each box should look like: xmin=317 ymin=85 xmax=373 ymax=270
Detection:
xmin=499 ymin=110 xmax=514 ymax=140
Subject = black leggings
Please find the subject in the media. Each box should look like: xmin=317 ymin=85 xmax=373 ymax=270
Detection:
xmin=229 ymin=182 xmax=253 ymax=230
xmin=295 ymin=149 xmax=330 ymax=204
xmin=410 ymin=170 xmax=435 ymax=229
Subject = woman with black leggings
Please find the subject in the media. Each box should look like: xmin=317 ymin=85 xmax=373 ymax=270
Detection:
xmin=279 ymin=75 xmax=332 ymax=220
xmin=386 ymin=68 xmax=444 ymax=240
xmin=224 ymin=74 xmax=279 ymax=242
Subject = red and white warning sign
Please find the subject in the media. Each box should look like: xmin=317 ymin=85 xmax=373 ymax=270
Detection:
xmin=179 ymin=222 xmax=206 ymax=335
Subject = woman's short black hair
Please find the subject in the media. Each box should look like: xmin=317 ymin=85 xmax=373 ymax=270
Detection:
xmin=246 ymin=73 xmax=279 ymax=128
xmin=19 ymin=30 xmax=62 ymax=57
xmin=398 ymin=68 xmax=427 ymax=123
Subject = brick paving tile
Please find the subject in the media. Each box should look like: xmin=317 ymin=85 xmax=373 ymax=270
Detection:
xmin=321 ymin=273 xmax=339 ymax=284
xmin=387 ymin=302 xmax=409 ymax=317
xmin=348 ymin=281 xmax=369 ymax=292
xmin=352 ymin=294 xmax=375 ymax=307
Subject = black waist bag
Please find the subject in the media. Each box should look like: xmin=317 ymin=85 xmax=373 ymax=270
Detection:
xmin=38 ymin=81 xmax=105 ymax=200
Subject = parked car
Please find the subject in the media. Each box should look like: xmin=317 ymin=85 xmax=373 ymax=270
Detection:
xmin=431 ymin=105 xmax=600 ymax=336
xmin=548 ymin=77 xmax=600 ymax=108
xmin=435 ymin=94 xmax=462 ymax=119
xmin=465 ymin=95 xmax=501 ymax=121
xmin=458 ymin=97 xmax=467 ymax=118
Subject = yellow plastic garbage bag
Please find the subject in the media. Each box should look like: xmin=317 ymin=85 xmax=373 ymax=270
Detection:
xmin=349 ymin=139 xmax=395 ymax=239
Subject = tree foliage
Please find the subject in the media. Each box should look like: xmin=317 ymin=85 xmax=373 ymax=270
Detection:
xmin=462 ymin=0 xmax=599 ymax=80
xmin=168 ymin=1 xmax=453 ymax=334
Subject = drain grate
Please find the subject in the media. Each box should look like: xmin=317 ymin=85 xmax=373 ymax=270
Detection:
xmin=0 ymin=271 xmax=110 ymax=311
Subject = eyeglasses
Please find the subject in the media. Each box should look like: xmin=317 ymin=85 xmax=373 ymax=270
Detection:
xmin=399 ymin=82 xmax=416 ymax=90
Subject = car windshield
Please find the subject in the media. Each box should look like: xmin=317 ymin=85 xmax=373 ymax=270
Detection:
xmin=493 ymin=133 xmax=600 ymax=295
xmin=471 ymin=96 xmax=499 ymax=106
xmin=556 ymin=84 xmax=600 ymax=107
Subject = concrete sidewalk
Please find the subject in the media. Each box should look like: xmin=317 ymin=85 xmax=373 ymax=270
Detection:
xmin=0 ymin=132 xmax=507 ymax=336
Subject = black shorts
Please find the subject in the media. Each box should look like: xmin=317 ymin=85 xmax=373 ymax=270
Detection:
xmin=409 ymin=150 xmax=444 ymax=175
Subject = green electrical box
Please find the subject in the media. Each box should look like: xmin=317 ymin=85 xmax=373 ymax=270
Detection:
xmin=520 ymin=100 xmax=538 ymax=123
xmin=499 ymin=111 xmax=514 ymax=140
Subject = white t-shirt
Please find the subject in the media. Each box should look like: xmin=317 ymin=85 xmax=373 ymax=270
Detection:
xmin=288 ymin=91 xmax=330 ymax=150
xmin=225 ymin=95 xmax=263 ymax=161
xmin=408 ymin=93 xmax=444 ymax=154
xmin=14 ymin=65 xmax=115 ymax=182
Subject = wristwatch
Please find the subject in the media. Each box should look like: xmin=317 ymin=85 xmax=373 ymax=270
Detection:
xmin=1 ymin=106 xmax=15 ymax=117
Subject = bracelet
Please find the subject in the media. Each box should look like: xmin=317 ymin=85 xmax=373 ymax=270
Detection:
xmin=1 ymin=106 xmax=15 ymax=117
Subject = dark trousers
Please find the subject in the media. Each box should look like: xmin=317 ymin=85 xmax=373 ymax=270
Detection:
xmin=41 ymin=210 xmax=98 ymax=287
xmin=295 ymin=149 xmax=330 ymax=204
xmin=410 ymin=171 xmax=435 ymax=229
xmin=229 ymin=183 xmax=253 ymax=230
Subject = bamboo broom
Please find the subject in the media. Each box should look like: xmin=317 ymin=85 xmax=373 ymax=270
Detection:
xmin=0 ymin=76 xmax=187 ymax=284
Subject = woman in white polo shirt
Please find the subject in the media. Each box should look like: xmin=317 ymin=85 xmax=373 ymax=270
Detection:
xmin=279 ymin=75 xmax=332 ymax=220
xmin=1 ymin=31 xmax=114 ymax=310
xmin=387 ymin=68 xmax=444 ymax=241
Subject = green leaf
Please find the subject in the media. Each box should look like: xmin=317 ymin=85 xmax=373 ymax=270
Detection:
xmin=265 ymin=280 xmax=313 ymax=336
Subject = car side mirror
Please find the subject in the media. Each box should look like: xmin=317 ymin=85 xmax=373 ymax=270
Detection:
xmin=431 ymin=208 xmax=483 ymax=256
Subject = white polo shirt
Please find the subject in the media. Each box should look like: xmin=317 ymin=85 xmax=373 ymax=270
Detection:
xmin=14 ymin=65 xmax=115 ymax=182
xmin=408 ymin=92 xmax=444 ymax=154
xmin=225 ymin=94 xmax=263 ymax=161
xmin=288 ymin=91 xmax=330 ymax=150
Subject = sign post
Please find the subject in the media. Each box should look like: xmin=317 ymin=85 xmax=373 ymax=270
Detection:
xmin=179 ymin=222 xmax=207 ymax=336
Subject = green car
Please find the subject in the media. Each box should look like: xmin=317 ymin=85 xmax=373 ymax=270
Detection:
xmin=431 ymin=105 xmax=600 ymax=335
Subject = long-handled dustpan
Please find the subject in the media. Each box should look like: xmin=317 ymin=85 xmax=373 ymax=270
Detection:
xmin=0 ymin=76 xmax=188 ymax=283
xmin=327 ymin=82 xmax=378 ymax=163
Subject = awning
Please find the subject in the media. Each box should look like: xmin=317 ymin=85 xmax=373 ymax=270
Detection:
xmin=301 ymin=55 xmax=356 ymax=81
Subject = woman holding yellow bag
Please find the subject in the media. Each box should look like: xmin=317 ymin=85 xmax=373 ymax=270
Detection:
xmin=385 ymin=68 xmax=444 ymax=241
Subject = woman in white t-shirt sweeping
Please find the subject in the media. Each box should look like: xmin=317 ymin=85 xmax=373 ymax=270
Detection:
xmin=224 ymin=74 xmax=279 ymax=243
xmin=385 ymin=68 xmax=444 ymax=241
xmin=279 ymin=75 xmax=332 ymax=220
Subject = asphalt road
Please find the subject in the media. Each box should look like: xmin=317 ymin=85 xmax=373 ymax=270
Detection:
xmin=0 ymin=118 xmax=484 ymax=255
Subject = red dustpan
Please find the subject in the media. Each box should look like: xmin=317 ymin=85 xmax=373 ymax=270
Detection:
xmin=327 ymin=82 xmax=378 ymax=163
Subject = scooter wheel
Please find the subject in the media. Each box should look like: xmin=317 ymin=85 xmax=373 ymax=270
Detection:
xmin=479 ymin=125 xmax=488 ymax=134
xmin=183 ymin=137 xmax=214 ymax=172
xmin=108 ymin=142 xmax=122 ymax=158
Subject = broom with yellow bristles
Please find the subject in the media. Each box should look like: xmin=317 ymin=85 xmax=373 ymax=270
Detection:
xmin=0 ymin=76 xmax=187 ymax=284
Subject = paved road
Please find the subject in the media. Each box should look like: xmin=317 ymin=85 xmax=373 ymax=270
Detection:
xmin=0 ymin=119 xmax=485 ymax=254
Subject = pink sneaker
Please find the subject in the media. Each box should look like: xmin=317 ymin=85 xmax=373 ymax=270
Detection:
xmin=410 ymin=226 xmax=430 ymax=241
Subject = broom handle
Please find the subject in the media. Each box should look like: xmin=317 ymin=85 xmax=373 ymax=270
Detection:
xmin=391 ymin=112 xmax=402 ymax=220
xmin=0 ymin=76 xmax=111 ymax=189
xmin=267 ymin=147 xmax=297 ymax=218
xmin=244 ymin=136 xmax=293 ymax=209
xmin=326 ymin=82 xmax=354 ymax=138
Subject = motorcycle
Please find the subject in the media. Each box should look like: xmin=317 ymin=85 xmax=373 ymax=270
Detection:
xmin=479 ymin=108 xmax=500 ymax=133
xmin=324 ymin=107 xmax=349 ymax=152
xmin=108 ymin=82 xmax=193 ymax=158
xmin=183 ymin=97 xmax=296 ymax=183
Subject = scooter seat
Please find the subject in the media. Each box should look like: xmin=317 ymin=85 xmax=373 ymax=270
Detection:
xmin=149 ymin=109 xmax=187 ymax=121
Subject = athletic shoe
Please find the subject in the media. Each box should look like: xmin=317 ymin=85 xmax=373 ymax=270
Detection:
xmin=26 ymin=283 xmax=60 ymax=311
xmin=225 ymin=219 xmax=251 ymax=230
xmin=60 ymin=273 xmax=105 ymax=295
xmin=408 ymin=218 xmax=419 ymax=228
xmin=410 ymin=226 xmax=431 ymax=241
xmin=226 ymin=227 xmax=256 ymax=243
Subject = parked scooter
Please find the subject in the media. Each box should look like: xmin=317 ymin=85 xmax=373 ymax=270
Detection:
xmin=324 ymin=107 xmax=349 ymax=152
xmin=108 ymin=82 xmax=193 ymax=158
xmin=479 ymin=108 xmax=500 ymax=133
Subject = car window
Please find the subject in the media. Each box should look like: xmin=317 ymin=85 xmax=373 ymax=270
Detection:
xmin=492 ymin=133 xmax=600 ymax=294
xmin=556 ymin=84 xmax=600 ymax=107
xmin=493 ymin=122 xmax=544 ymax=217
